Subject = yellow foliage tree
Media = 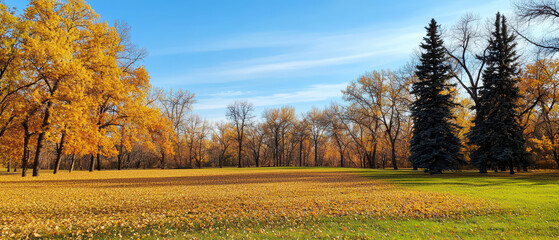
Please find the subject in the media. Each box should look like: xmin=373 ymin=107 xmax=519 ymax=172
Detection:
xmin=520 ymin=59 xmax=559 ymax=168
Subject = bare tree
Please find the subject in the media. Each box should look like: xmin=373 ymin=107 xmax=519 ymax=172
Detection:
xmin=263 ymin=106 xmax=296 ymax=166
xmin=246 ymin=122 xmax=265 ymax=167
xmin=444 ymin=13 xmax=489 ymax=106
xmin=156 ymin=88 xmax=195 ymax=168
xmin=326 ymin=103 xmax=351 ymax=167
xmin=344 ymin=70 xmax=409 ymax=170
xmin=115 ymin=20 xmax=148 ymax=73
xmin=380 ymin=71 xmax=410 ymax=170
xmin=213 ymin=122 xmax=233 ymax=168
xmin=515 ymin=0 xmax=559 ymax=54
xmin=293 ymin=117 xmax=310 ymax=167
xmin=306 ymin=107 xmax=329 ymax=167
xmin=226 ymin=101 xmax=255 ymax=168
xmin=193 ymin=118 xmax=210 ymax=168
xmin=184 ymin=114 xmax=203 ymax=168
xmin=343 ymin=73 xmax=387 ymax=169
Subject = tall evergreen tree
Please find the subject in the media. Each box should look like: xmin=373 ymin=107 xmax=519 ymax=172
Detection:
xmin=468 ymin=13 xmax=529 ymax=174
xmin=410 ymin=19 xmax=462 ymax=174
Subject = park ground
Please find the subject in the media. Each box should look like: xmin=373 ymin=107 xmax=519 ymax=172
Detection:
xmin=0 ymin=167 xmax=558 ymax=239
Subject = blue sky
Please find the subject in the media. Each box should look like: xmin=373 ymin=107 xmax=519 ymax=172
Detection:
xmin=6 ymin=0 xmax=513 ymax=121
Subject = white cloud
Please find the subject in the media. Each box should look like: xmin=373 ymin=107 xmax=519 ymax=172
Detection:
xmin=218 ymin=50 xmax=396 ymax=76
xmin=209 ymin=90 xmax=250 ymax=97
xmin=155 ymin=27 xmax=424 ymax=85
xmin=194 ymin=83 xmax=347 ymax=110
xmin=152 ymin=31 xmax=316 ymax=56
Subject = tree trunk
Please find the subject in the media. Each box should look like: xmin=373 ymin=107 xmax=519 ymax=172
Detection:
xmin=500 ymin=163 xmax=506 ymax=172
xmin=391 ymin=140 xmax=398 ymax=170
xmin=198 ymin=144 xmax=203 ymax=168
xmin=255 ymin=144 xmax=261 ymax=168
xmin=371 ymin=142 xmax=378 ymax=168
xmin=32 ymin=132 xmax=46 ymax=177
xmin=161 ymin=151 xmax=166 ymax=169
xmin=89 ymin=154 xmax=95 ymax=172
xmin=314 ymin=141 xmax=318 ymax=167
xmin=7 ymin=161 xmax=10 ymax=172
xmin=382 ymin=153 xmax=386 ymax=169
xmin=340 ymin=152 xmax=344 ymax=168
xmin=175 ymin=142 xmax=181 ymax=168
xmin=117 ymin=141 xmax=124 ymax=170
xmin=69 ymin=154 xmax=75 ymax=173
xmin=20 ymin=126 xmax=31 ymax=177
xmin=96 ymin=153 xmax=101 ymax=171
xmin=188 ymin=141 xmax=194 ymax=168
xmin=117 ymin=153 xmax=123 ymax=171
xmin=126 ymin=152 xmax=131 ymax=169
xmin=554 ymin=149 xmax=559 ymax=169
xmin=238 ymin=138 xmax=242 ymax=168
xmin=53 ymin=133 xmax=66 ymax=174
xmin=280 ymin=139 xmax=284 ymax=166
xmin=366 ymin=153 xmax=372 ymax=169
xmin=33 ymin=102 xmax=53 ymax=177
xmin=479 ymin=160 xmax=488 ymax=173
xmin=274 ymin=136 xmax=279 ymax=167
xmin=299 ymin=140 xmax=303 ymax=167
xmin=509 ymin=159 xmax=515 ymax=175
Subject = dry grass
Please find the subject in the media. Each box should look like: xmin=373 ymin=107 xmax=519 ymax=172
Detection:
xmin=0 ymin=168 xmax=494 ymax=238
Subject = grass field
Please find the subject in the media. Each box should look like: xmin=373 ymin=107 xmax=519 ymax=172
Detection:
xmin=0 ymin=168 xmax=558 ymax=239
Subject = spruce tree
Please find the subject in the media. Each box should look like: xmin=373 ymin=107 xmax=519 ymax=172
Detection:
xmin=468 ymin=13 xmax=529 ymax=174
xmin=410 ymin=19 xmax=462 ymax=174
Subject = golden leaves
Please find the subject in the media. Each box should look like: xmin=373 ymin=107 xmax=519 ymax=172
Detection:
xmin=0 ymin=0 xmax=171 ymax=164
xmin=0 ymin=169 xmax=495 ymax=238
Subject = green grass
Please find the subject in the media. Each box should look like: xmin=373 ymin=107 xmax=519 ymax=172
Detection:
xmin=348 ymin=169 xmax=559 ymax=239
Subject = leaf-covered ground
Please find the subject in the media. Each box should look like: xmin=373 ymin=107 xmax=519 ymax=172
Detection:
xmin=0 ymin=168 xmax=496 ymax=239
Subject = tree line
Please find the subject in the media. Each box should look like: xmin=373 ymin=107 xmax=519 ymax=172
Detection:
xmin=2 ymin=0 xmax=559 ymax=176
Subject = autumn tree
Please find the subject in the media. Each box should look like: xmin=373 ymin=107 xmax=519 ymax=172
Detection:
xmin=19 ymin=0 xmax=109 ymax=176
xmin=305 ymin=107 xmax=329 ymax=167
xmin=293 ymin=117 xmax=310 ymax=167
xmin=226 ymin=101 xmax=254 ymax=168
xmin=0 ymin=0 xmax=171 ymax=176
xmin=156 ymin=88 xmax=195 ymax=168
xmin=192 ymin=116 xmax=210 ymax=168
xmin=0 ymin=3 xmax=28 ymax=142
xmin=263 ymin=106 xmax=296 ymax=167
xmin=246 ymin=122 xmax=265 ymax=167
xmin=184 ymin=114 xmax=204 ymax=168
xmin=213 ymin=122 xmax=234 ymax=168
xmin=326 ymin=103 xmax=351 ymax=167
xmin=518 ymin=59 xmax=559 ymax=168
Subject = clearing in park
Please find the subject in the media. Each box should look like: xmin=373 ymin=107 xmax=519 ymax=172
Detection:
xmin=1 ymin=168 xmax=558 ymax=239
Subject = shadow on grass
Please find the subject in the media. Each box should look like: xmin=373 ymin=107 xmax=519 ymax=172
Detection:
xmin=351 ymin=169 xmax=559 ymax=187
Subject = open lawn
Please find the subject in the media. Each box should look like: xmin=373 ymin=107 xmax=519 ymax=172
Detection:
xmin=0 ymin=168 xmax=558 ymax=239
